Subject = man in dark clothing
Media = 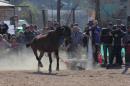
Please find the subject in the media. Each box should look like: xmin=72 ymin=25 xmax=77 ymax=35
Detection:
xmin=0 ymin=22 xmax=9 ymax=34
xmin=101 ymin=23 xmax=113 ymax=66
xmin=110 ymin=19 xmax=125 ymax=66
xmin=122 ymin=26 xmax=130 ymax=73
xmin=24 ymin=26 xmax=35 ymax=44
xmin=123 ymin=26 xmax=130 ymax=65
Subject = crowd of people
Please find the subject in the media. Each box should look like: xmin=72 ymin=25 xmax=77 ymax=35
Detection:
xmin=77 ymin=19 xmax=130 ymax=68
xmin=0 ymin=22 xmax=40 ymax=57
xmin=0 ymin=19 xmax=130 ymax=69
xmin=60 ymin=19 xmax=130 ymax=69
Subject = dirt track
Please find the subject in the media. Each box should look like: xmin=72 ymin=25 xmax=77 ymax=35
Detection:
xmin=0 ymin=50 xmax=130 ymax=86
xmin=0 ymin=69 xmax=130 ymax=86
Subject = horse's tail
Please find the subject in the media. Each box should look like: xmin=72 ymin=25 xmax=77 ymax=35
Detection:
xmin=26 ymin=43 xmax=31 ymax=48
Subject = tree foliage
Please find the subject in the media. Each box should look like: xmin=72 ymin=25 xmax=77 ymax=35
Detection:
xmin=18 ymin=0 xmax=40 ymax=23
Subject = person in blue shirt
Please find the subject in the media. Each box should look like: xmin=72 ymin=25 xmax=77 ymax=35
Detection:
xmin=67 ymin=24 xmax=83 ymax=59
xmin=91 ymin=20 xmax=102 ymax=63
xmin=84 ymin=20 xmax=102 ymax=64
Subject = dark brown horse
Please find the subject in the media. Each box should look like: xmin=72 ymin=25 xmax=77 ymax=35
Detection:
xmin=26 ymin=26 xmax=71 ymax=73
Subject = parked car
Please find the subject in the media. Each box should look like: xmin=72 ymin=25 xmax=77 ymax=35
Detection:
xmin=16 ymin=20 xmax=29 ymax=33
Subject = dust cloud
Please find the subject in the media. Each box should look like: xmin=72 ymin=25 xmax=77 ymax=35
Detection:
xmin=0 ymin=47 xmax=67 ymax=71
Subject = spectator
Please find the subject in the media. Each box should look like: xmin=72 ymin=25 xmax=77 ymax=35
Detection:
xmin=17 ymin=32 xmax=25 ymax=44
xmin=91 ymin=20 xmax=102 ymax=64
xmin=33 ymin=25 xmax=40 ymax=35
xmin=24 ymin=26 xmax=35 ymax=44
xmin=3 ymin=34 xmax=9 ymax=42
xmin=123 ymin=26 xmax=130 ymax=66
xmin=0 ymin=34 xmax=11 ymax=57
xmin=67 ymin=24 xmax=83 ymax=59
xmin=0 ymin=21 xmax=9 ymax=34
xmin=10 ymin=36 xmax=19 ymax=55
xmin=110 ymin=19 xmax=125 ymax=67
xmin=22 ymin=24 xmax=27 ymax=31
xmin=101 ymin=22 xmax=113 ymax=66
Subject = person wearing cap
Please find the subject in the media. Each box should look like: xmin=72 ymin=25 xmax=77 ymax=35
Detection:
xmin=24 ymin=26 xmax=35 ymax=44
xmin=67 ymin=24 xmax=83 ymax=59
xmin=110 ymin=19 xmax=126 ymax=67
xmin=84 ymin=20 xmax=102 ymax=64
xmin=101 ymin=22 xmax=113 ymax=66
xmin=91 ymin=20 xmax=102 ymax=64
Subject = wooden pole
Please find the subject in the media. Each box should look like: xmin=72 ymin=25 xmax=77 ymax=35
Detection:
xmin=42 ymin=9 xmax=46 ymax=27
xmin=72 ymin=8 xmax=75 ymax=24
xmin=57 ymin=0 xmax=61 ymax=25
xmin=29 ymin=10 xmax=33 ymax=24
xmin=95 ymin=0 xmax=101 ymax=24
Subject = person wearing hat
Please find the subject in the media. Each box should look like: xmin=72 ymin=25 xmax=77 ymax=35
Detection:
xmin=67 ymin=24 xmax=83 ymax=59
xmin=84 ymin=20 xmax=102 ymax=64
xmin=110 ymin=19 xmax=126 ymax=67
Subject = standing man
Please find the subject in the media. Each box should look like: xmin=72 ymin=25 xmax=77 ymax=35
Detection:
xmin=85 ymin=20 xmax=102 ymax=64
xmin=91 ymin=20 xmax=102 ymax=64
xmin=67 ymin=24 xmax=83 ymax=59
xmin=110 ymin=19 xmax=125 ymax=67
xmin=101 ymin=22 xmax=113 ymax=66
xmin=123 ymin=26 xmax=130 ymax=65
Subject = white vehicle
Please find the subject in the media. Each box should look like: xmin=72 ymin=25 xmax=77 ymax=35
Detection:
xmin=17 ymin=20 xmax=29 ymax=30
xmin=4 ymin=19 xmax=29 ymax=34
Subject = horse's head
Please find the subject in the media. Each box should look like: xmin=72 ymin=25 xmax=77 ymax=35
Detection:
xmin=60 ymin=26 xmax=71 ymax=46
xmin=55 ymin=26 xmax=71 ymax=46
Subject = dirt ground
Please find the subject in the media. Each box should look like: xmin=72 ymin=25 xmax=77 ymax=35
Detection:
xmin=0 ymin=69 xmax=130 ymax=86
xmin=0 ymin=50 xmax=130 ymax=86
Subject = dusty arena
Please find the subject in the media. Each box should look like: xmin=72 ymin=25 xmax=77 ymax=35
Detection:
xmin=0 ymin=49 xmax=130 ymax=86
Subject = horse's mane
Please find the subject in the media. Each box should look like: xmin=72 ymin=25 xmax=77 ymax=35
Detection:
xmin=35 ymin=30 xmax=57 ymax=40
xmin=33 ymin=26 xmax=70 ymax=41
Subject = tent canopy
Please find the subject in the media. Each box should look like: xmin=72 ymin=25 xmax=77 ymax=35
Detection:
xmin=0 ymin=1 xmax=14 ymax=7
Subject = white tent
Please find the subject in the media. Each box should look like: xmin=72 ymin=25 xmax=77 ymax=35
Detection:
xmin=0 ymin=1 xmax=14 ymax=7
xmin=0 ymin=1 xmax=15 ymax=21
xmin=0 ymin=0 xmax=15 ymax=34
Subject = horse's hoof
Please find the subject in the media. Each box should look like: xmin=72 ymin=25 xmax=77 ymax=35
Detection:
xmin=56 ymin=68 xmax=59 ymax=71
xmin=56 ymin=69 xmax=59 ymax=71
xmin=122 ymin=67 xmax=128 ymax=74
xmin=49 ymin=69 xmax=52 ymax=74
xmin=39 ymin=63 xmax=43 ymax=67
xmin=40 ymin=65 xmax=43 ymax=67
xmin=49 ymin=71 xmax=52 ymax=74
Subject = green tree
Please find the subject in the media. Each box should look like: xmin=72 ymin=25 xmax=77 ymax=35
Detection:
xmin=19 ymin=0 xmax=40 ymax=24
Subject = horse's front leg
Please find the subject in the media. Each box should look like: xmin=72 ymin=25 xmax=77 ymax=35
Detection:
xmin=38 ymin=51 xmax=44 ymax=67
xmin=55 ymin=50 xmax=59 ymax=71
xmin=33 ymin=49 xmax=41 ymax=72
xmin=48 ymin=52 xmax=52 ymax=73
